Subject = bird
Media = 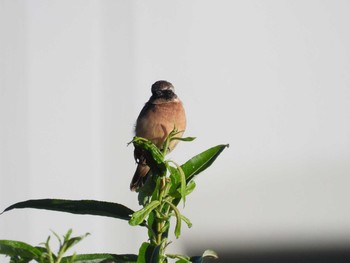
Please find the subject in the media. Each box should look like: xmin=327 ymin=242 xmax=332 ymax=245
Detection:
xmin=130 ymin=80 xmax=186 ymax=191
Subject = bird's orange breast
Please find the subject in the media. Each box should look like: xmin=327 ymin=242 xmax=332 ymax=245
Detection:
xmin=135 ymin=100 xmax=186 ymax=151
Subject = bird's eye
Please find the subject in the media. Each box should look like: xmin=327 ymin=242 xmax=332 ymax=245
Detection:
xmin=155 ymin=90 xmax=163 ymax=97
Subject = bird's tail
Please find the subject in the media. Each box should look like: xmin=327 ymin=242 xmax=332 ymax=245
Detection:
xmin=130 ymin=163 xmax=150 ymax=191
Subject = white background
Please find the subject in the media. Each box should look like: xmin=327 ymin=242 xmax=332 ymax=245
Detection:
xmin=1 ymin=0 xmax=350 ymax=258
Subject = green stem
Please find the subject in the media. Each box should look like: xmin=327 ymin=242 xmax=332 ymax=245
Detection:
xmin=153 ymin=129 xmax=179 ymax=262
xmin=162 ymin=135 xmax=170 ymax=157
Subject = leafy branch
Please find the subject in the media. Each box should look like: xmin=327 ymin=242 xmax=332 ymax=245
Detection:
xmin=0 ymin=131 xmax=228 ymax=262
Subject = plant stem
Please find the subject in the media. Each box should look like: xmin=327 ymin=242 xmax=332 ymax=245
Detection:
xmin=150 ymin=129 xmax=183 ymax=262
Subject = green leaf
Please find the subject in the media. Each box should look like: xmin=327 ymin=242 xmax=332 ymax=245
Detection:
xmin=167 ymin=253 xmax=191 ymax=262
xmin=40 ymin=235 xmax=57 ymax=262
xmin=171 ymin=136 xmax=196 ymax=142
xmin=167 ymin=161 xmax=187 ymax=206
xmin=171 ymin=144 xmax=227 ymax=207
xmin=181 ymin=214 xmax=192 ymax=229
xmin=165 ymin=201 xmax=182 ymax=238
xmin=137 ymin=243 xmax=148 ymax=263
xmin=170 ymin=173 xmax=196 ymax=198
xmin=137 ymin=243 xmax=159 ymax=263
xmin=146 ymin=211 xmax=156 ymax=243
xmin=64 ymin=234 xmax=89 ymax=252
xmin=175 ymin=260 xmax=191 ymax=263
xmin=0 ymin=240 xmax=42 ymax=260
xmin=169 ymin=166 xmax=181 ymax=194
xmin=185 ymin=180 xmax=196 ymax=196
xmin=169 ymin=144 xmax=228 ymax=198
xmin=132 ymin=137 xmax=166 ymax=168
xmin=173 ymin=206 xmax=182 ymax=239
xmin=181 ymin=144 xmax=229 ymax=182
xmin=129 ymin=200 xmax=160 ymax=226
xmin=57 ymin=230 xmax=90 ymax=259
xmin=2 ymin=199 xmax=135 ymax=222
xmin=61 ymin=253 xmax=138 ymax=263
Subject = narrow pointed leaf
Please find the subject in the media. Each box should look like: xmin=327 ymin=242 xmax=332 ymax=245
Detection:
xmin=173 ymin=206 xmax=182 ymax=238
xmin=137 ymin=243 xmax=159 ymax=263
xmin=132 ymin=137 xmax=165 ymax=166
xmin=137 ymin=243 xmax=149 ymax=263
xmin=175 ymin=260 xmax=191 ymax=263
xmin=63 ymin=233 xmax=90 ymax=253
xmin=2 ymin=199 xmax=135 ymax=222
xmin=168 ymin=161 xmax=187 ymax=205
xmin=0 ymin=240 xmax=42 ymax=260
xmin=171 ymin=136 xmax=196 ymax=142
xmin=129 ymin=200 xmax=160 ymax=226
xmin=169 ymin=166 xmax=182 ymax=196
xmin=185 ymin=181 xmax=196 ymax=196
xmin=177 ymin=165 xmax=186 ymax=206
xmin=171 ymin=144 xmax=228 ymax=207
xmin=181 ymin=214 xmax=192 ymax=228
xmin=165 ymin=201 xmax=182 ymax=238
xmin=181 ymin=144 xmax=229 ymax=182
xmin=167 ymin=254 xmax=191 ymax=262
xmin=169 ymin=173 xmax=196 ymax=199
xmin=61 ymin=253 xmax=138 ymax=263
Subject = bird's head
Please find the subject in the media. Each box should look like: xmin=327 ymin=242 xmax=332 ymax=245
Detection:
xmin=151 ymin=80 xmax=177 ymax=100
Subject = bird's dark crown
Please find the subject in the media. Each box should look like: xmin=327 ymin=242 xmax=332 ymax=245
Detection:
xmin=151 ymin=80 xmax=177 ymax=101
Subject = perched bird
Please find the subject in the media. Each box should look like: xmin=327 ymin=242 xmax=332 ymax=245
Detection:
xmin=130 ymin=80 xmax=186 ymax=191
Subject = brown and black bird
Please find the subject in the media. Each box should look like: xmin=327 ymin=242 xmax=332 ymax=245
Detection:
xmin=130 ymin=80 xmax=186 ymax=191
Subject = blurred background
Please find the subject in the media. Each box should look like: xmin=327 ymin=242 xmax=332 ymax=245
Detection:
xmin=1 ymin=1 xmax=350 ymax=262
